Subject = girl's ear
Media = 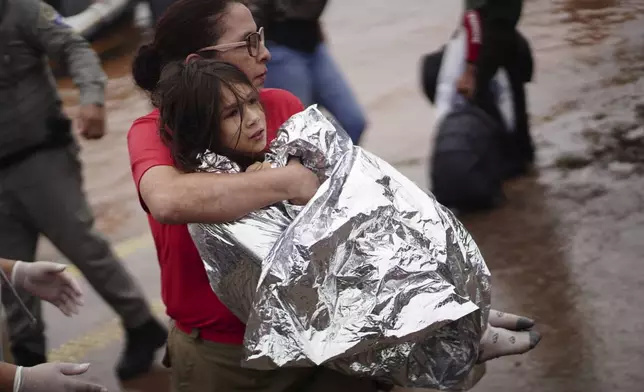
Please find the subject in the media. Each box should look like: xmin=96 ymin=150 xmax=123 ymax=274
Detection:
xmin=185 ymin=53 xmax=202 ymax=64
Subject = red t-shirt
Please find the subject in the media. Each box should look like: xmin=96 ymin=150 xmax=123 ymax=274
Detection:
xmin=127 ymin=88 xmax=304 ymax=344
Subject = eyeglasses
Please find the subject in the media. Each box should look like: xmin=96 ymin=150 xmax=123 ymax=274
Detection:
xmin=198 ymin=27 xmax=265 ymax=58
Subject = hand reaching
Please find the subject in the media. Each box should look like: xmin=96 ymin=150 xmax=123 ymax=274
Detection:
xmin=17 ymin=363 xmax=107 ymax=392
xmin=12 ymin=261 xmax=84 ymax=317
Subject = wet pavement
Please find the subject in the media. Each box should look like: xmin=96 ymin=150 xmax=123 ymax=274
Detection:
xmin=37 ymin=0 xmax=644 ymax=391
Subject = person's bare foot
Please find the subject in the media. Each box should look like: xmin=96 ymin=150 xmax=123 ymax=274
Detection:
xmin=488 ymin=309 xmax=535 ymax=331
xmin=478 ymin=310 xmax=542 ymax=363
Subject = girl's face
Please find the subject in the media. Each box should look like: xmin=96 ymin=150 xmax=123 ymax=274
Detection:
xmin=219 ymin=83 xmax=267 ymax=155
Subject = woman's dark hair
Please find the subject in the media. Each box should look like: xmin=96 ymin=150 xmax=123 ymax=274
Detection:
xmin=132 ymin=0 xmax=237 ymax=93
xmin=153 ymin=59 xmax=260 ymax=173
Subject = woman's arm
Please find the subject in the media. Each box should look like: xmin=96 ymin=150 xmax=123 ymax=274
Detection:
xmin=129 ymin=111 xmax=321 ymax=225
xmin=139 ymin=161 xmax=319 ymax=225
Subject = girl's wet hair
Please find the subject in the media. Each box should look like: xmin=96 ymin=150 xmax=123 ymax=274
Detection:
xmin=132 ymin=0 xmax=238 ymax=93
xmin=153 ymin=59 xmax=259 ymax=173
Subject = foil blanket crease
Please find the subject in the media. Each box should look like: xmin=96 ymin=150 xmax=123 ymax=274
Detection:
xmin=188 ymin=106 xmax=491 ymax=390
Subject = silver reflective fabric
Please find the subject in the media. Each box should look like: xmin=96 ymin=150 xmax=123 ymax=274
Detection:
xmin=188 ymin=106 xmax=491 ymax=390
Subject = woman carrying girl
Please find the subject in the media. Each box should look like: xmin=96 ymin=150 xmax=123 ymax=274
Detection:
xmin=129 ymin=0 xmax=357 ymax=389
xmin=128 ymin=1 xmax=539 ymax=390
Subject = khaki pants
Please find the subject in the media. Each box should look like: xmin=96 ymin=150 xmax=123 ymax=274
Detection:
xmin=167 ymin=325 xmax=382 ymax=392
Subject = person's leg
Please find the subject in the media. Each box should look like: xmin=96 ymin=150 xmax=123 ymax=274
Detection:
xmin=10 ymin=146 xmax=166 ymax=379
xmin=264 ymin=42 xmax=315 ymax=106
xmin=472 ymin=24 xmax=507 ymax=124
xmin=1 ymin=314 xmax=14 ymax=364
xmin=310 ymin=43 xmax=367 ymax=145
xmin=0 ymin=178 xmax=43 ymax=366
xmin=474 ymin=23 xmax=530 ymax=179
xmin=167 ymin=325 xmax=315 ymax=392
xmin=504 ymin=30 xmax=535 ymax=166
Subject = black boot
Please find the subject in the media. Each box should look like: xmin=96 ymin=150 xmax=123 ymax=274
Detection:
xmin=11 ymin=346 xmax=47 ymax=367
xmin=116 ymin=318 xmax=168 ymax=381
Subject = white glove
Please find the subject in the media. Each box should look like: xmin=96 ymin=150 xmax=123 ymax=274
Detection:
xmin=14 ymin=363 xmax=107 ymax=392
xmin=478 ymin=309 xmax=542 ymax=363
xmin=11 ymin=261 xmax=83 ymax=317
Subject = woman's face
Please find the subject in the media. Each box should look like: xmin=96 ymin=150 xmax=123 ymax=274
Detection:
xmin=215 ymin=3 xmax=271 ymax=88
xmin=219 ymin=83 xmax=267 ymax=155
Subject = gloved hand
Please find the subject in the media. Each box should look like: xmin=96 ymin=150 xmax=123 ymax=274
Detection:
xmin=15 ymin=363 xmax=107 ymax=392
xmin=11 ymin=261 xmax=83 ymax=317
xmin=478 ymin=309 xmax=542 ymax=363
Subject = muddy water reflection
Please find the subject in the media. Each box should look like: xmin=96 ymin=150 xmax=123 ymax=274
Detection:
xmin=460 ymin=180 xmax=602 ymax=391
xmin=552 ymin=0 xmax=644 ymax=45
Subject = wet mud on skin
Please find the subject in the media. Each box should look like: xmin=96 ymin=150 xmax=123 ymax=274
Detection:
xmin=44 ymin=1 xmax=644 ymax=391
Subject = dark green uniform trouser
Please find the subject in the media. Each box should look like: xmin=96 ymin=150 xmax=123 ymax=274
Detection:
xmin=167 ymin=325 xmax=385 ymax=392
xmin=2 ymin=311 xmax=14 ymax=363
xmin=0 ymin=144 xmax=152 ymax=362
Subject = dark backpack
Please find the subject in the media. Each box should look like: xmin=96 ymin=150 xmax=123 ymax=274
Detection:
xmin=431 ymin=101 xmax=505 ymax=212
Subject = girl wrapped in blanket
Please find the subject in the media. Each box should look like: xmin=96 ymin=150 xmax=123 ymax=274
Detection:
xmin=154 ymin=57 xmax=541 ymax=391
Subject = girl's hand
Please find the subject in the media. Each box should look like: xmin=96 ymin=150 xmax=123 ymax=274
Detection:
xmin=246 ymin=161 xmax=272 ymax=172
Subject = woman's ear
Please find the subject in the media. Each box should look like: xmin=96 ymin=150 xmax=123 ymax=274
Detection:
xmin=185 ymin=53 xmax=202 ymax=64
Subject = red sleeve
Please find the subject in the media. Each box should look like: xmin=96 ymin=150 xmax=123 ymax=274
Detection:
xmin=127 ymin=111 xmax=174 ymax=210
xmin=260 ymin=88 xmax=305 ymax=142
xmin=463 ymin=10 xmax=482 ymax=63
xmin=284 ymin=91 xmax=305 ymax=115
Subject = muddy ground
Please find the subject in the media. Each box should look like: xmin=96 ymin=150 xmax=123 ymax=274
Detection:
xmin=35 ymin=0 xmax=644 ymax=391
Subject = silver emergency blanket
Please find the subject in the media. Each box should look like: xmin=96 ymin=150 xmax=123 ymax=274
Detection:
xmin=188 ymin=106 xmax=491 ymax=390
